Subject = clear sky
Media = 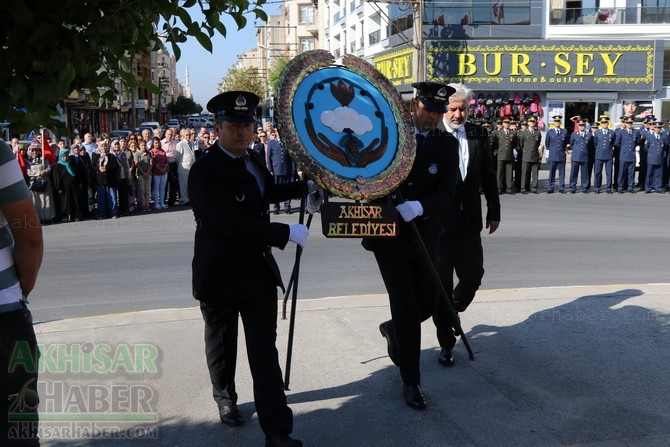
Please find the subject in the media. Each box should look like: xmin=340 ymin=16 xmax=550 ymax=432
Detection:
xmin=174 ymin=4 xmax=282 ymax=111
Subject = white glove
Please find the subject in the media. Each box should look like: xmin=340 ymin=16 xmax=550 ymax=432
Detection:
xmin=306 ymin=189 xmax=323 ymax=215
xmin=395 ymin=200 xmax=423 ymax=222
xmin=288 ymin=224 xmax=309 ymax=248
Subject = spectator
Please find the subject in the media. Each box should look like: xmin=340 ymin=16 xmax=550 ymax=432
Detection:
xmin=175 ymin=128 xmax=195 ymax=206
xmin=0 ymin=139 xmax=43 ymax=447
xmin=91 ymin=141 xmax=120 ymax=219
xmin=150 ymin=137 xmax=169 ymax=210
xmin=52 ymin=148 xmax=82 ymax=222
xmin=26 ymin=146 xmax=56 ymax=223
xmin=134 ymin=139 xmax=153 ymax=212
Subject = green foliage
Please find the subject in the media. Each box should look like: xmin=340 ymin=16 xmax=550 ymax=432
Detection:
xmin=268 ymin=56 xmax=290 ymax=97
xmin=217 ymin=67 xmax=265 ymax=99
xmin=168 ymin=95 xmax=203 ymax=115
xmin=0 ymin=0 xmax=267 ymax=133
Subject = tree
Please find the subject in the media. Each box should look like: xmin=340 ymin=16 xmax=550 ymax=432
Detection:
xmin=217 ymin=67 xmax=264 ymax=98
xmin=0 ymin=0 xmax=267 ymax=132
xmin=268 ymin=56 xmax=290 ymax=97
xmin=167 ymin=96 xmax=203 ymax=116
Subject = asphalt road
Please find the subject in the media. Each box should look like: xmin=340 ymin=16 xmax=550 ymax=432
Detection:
xmin=30 ymin=185 xmax=670 ymax=323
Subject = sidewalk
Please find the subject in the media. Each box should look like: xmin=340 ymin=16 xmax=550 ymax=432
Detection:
xmin=34 ymin=284 xmax=670 ymax=446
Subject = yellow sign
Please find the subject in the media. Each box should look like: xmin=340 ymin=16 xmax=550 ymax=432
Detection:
xmin=321 ymin=203 xmax=397 ymax=238
xmin=374 ymin=48 xmax=414 ymax=88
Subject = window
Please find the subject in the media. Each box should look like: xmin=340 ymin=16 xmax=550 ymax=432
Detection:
xmin=300 ymin=38 xmax=315 ymax=52
xmin=368 ymin=29 xmax=380 ymax=45
xmin=299 ymin=5 xmax=314 ymax=25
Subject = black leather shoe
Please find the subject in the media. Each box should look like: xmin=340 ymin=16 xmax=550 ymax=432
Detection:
xmin=219 ymin=405 xmax=243 ymax=426
xmin=438 ymin=347 xmax=455 ymax=367
xmin=273 ymin=210 xmax=280 ymax=215
xmin=285 ymin=209 xmax=292 ymax=214
xmin=379 ymin=321 xmax=399 ymax=366
xmin=265 ymin=433 xmax=303 ymax=447
xmin=402 ymin=384 xmax=427 ymax=410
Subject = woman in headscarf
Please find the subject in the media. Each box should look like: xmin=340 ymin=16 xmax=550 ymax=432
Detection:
xmin=26 ymin=145 xmax=56 ymax=223
xmin=52 ymin=148 xmax=82 ymax=222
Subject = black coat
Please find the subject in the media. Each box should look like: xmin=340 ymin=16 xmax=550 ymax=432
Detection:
xmin=362 ymin=129 xmax=458 ymax=260
xmin=451 ymin=122 xmax=500 ymax=233
xmin=188 ymin=142 xmax=305 ymax=306
xmin=91 ymin=152 xmax=119 ymax=186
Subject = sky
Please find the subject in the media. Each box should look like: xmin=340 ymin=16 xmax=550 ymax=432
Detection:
xmin=174 ymin=4 xmax=282 ymax=110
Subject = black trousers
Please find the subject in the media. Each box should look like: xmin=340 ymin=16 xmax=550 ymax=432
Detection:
xmin=0 ymin=304 xmax=40 ymax=446
xmin=200 ymin=299 xmax=292 ymax=438
xmin=373 ymin=252 xmax=436 ymax=386
xmin=434 ymin=217 xmax=484 ymax=350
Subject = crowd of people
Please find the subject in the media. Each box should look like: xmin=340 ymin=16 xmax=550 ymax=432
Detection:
xmin=7 ymin=126 xmax=219 ymax=224
xmin=485 ymin=113 xmax=670 ymax=194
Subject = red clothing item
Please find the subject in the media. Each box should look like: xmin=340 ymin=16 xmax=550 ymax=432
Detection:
xmin=150 ymin=148 xmax=168 ymax=175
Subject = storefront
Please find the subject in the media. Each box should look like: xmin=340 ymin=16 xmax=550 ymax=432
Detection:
xmin=425 ymin=39 xmax=664 ymax=132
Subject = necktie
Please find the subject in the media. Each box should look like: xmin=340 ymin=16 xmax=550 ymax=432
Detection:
xmin=580 ymin=132 xmax=584 ymax=137
xmin=656 ymin=134 xmax=660 ymax=140
xmin=416 ymin=134 xmax=425 ymax=149
xmin=628 ymin=130 xmax=632 ymax=135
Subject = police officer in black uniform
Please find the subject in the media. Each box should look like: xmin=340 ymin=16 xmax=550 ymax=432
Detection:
xmin=188 ymin=90 xmax=308 ymax=447
xmin=365 ymin=81 xmax=458 ymax=411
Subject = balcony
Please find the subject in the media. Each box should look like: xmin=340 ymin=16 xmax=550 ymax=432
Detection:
xmin=550 ymin=6 xmax=670 ymax=25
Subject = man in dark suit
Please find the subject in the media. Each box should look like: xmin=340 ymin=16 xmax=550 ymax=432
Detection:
xmin=188 ymin=90 xmax=308 ymax=447
xmin=365 ymin=81 xmax=458 ymax=411
xmin=267 ymin=130 xmax=295 ymax=214
xmin=434 ymin=82 xmax=501 ymax=367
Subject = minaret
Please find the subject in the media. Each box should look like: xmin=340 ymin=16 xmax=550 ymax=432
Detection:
xmin=183 ymin=64 xmax=192 ymax=99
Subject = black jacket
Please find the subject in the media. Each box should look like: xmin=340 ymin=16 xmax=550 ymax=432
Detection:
xmin=188 ymin=142 xmax=305 ymax=306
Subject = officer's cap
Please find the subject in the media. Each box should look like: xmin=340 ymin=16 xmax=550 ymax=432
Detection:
xmin=552 ymin=115 xmax=562 ymax=121
xmin=411 ymin=82 xmax=454 ymax=113
xmin=599 ymin=117 xmax=610 ymax=123
xmin=643 ymin=115 xmax=656 ymax=122
xmin=482 ymin=122 xmax=491 ymax=128
xmin=619 ymin=115 xmax=629 ymax=121
xmin=207 ymin=91 xmax=259 ymax=123
xmin=577 ymin=118 xmax=588 ymax=125
xmin=623 ymin=117 xmax=634 ymax=124
xmin=653 ymin=121 xmax=663 ymax=127
xmin=527 ymin=116 xmax=537 ymax=123
xmin=496 ymin=118 xmax=503 ymax=124
xmin=509 ymin=119 xmax=517 ymax=124
xmin=502 ymin=118 xmax=510 ymax=123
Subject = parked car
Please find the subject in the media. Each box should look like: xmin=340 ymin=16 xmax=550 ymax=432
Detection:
xmin=109 ymin=129 xmax=132 ymax=140
xmin=138 ymin=121 xmax=161 ymax=135
xmin=166 ymin=119 xmax=180 ymax=131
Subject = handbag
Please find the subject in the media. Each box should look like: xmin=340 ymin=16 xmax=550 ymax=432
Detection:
xmin=30 ymin=177 xmax=48 ymax=192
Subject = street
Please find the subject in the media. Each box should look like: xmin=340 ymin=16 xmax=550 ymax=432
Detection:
xmin=31 ymin=186 xmax=670 ymax=323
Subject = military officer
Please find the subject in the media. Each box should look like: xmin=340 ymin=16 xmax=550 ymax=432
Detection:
xmin=613 ymin=115 xmax=628 ymax=190
xmin=188 ymin=90 xmax=308 ymax=447
xmin=643 ymin=121 xmax=667 ymax=193
xmin=490 ymin=117 xmax=517 ymax=194
xmin=637 ymin=115 xmax=656 ymax=189
xmin=568 ymin=118 xmax=594 ymax=193
xmin=366 ymin=81 xmax=458 ymax=411
xmin=518 ymin=116 xmax=542 ymax=194
xmin=592 ymin=117 xmax=616 ymax=193
xmin=545 ymin=115 xmax=569 ymax=193
xmin=614 ymin=116 xmax=639 ymax=193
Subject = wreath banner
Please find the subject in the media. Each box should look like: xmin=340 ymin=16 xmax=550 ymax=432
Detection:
xmin=275 ymin=50 xmax=415 ymax=201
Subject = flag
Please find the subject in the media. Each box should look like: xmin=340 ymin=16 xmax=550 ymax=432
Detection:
xmin=41 ymin=129 xmax=56 ymax=165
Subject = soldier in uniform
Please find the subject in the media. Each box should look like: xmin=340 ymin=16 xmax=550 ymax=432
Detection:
xmin=188 ymin=90 xmax=308 ymax=447
xmin=367 ymin=81 xmax=458 ymax=411
xmin=545 ymin=115 xmax=569 ymax=193
xmin=490 ymin=117 xmax=517 ymax=194
xmin=643 ymin=121 xmax=667 ymax=193
xmin=518 ymin=116 xmax=543 ymax=194
xmin=267 ymin=130 xmax=295 ymax=214
xmin=592 ymin=117 xmax=616 ymax=194
xmin=612 ymin=115 xmax=628 ymax=190
xmin=614 ymin=116 xmax=639 ymax=193
xmin=568 ymin=118 xmax=595 ymax=193
xmin=637 ymin=115 xmax=656 ymax=189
